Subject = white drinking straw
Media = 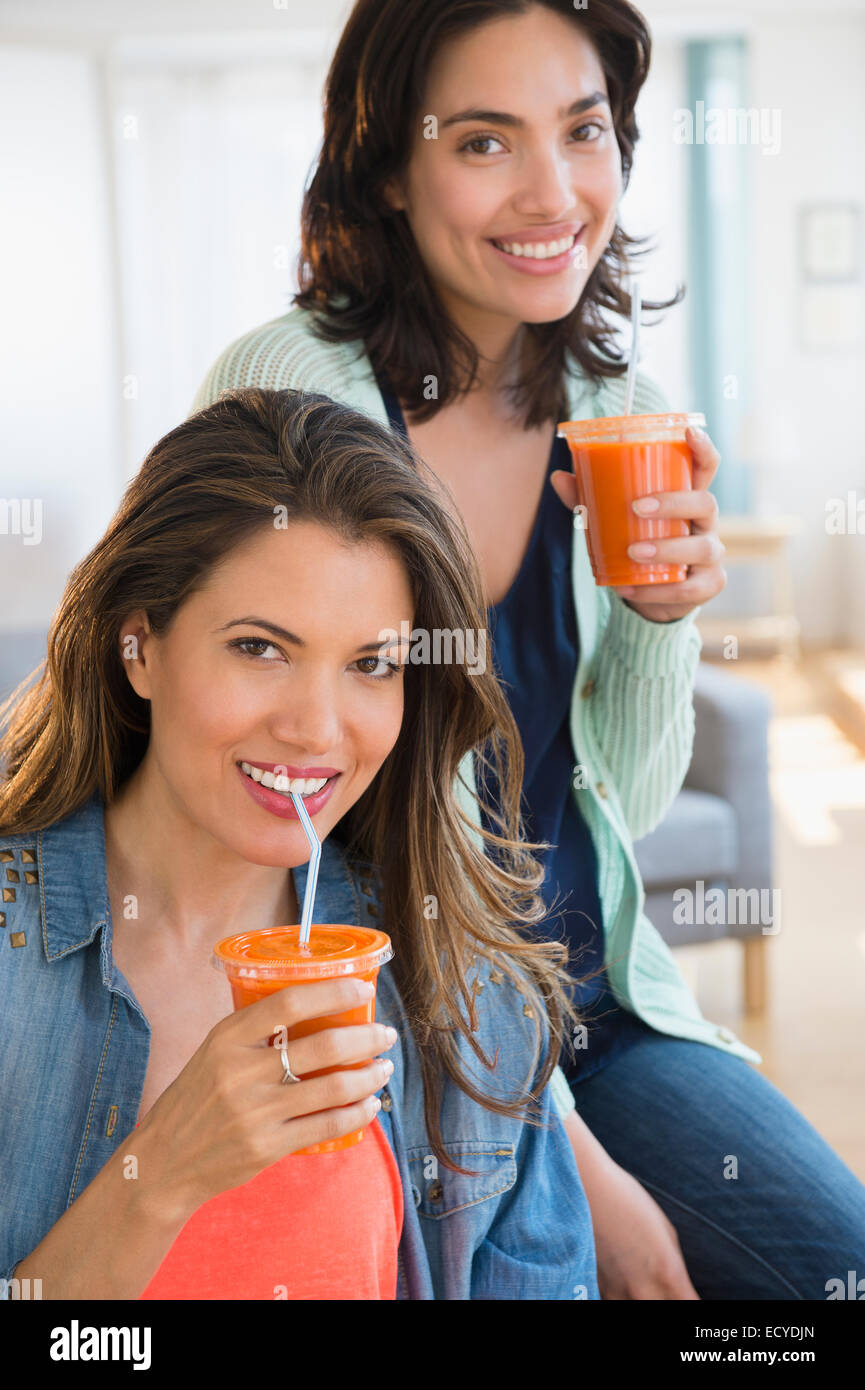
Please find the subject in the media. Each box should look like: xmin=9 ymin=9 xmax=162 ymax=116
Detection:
xmin=623 ymin=280 xmax=642 ymax=416
xmin=291 ymin=791 xmax=321 ymax=947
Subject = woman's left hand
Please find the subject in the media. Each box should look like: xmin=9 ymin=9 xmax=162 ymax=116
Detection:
xmin=551 ymin=425 xmax=727 ymax=625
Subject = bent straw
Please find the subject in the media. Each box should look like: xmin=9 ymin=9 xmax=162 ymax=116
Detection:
xmin=291 ymin=791 xmax=321 ymax=947
xmin=623 ymin=280 xmax=642 ymax=416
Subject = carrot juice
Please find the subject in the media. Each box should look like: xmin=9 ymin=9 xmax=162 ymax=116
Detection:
xmin=212 ymin=925 xmax=393 ymax=1154
xmin=557 ymin=412 xmax=705 ymax=587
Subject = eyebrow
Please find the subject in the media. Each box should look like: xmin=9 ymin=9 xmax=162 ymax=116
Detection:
xmin=216 ymin=617 xmax=399 ymax=656
xmin=441 ymin=92 xmax=609 ymax=130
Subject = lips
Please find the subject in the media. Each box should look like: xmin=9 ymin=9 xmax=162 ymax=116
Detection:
xmin=489 ymin=222 xmax=584 ymax=244
xmin=236 ymin=762 xmax=341 ymax=821
xmin=487 ymin=227 xmax=585 ymax=274
xmin=240 ymin=761 xmax=340 ymax=777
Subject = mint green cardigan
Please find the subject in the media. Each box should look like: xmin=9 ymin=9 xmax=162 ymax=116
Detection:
xmin=190 ymin=308 xmax=762 ymax=1115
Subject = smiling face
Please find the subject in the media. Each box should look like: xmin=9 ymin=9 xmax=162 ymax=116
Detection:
xmin=384 ymin=3 xmax=623 ymax=339
xmin=119 ymin=519 xmax=413 ymax=868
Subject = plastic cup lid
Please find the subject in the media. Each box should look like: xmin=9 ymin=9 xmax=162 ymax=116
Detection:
xmin=211 ymin=924 xmax=393 ymax=980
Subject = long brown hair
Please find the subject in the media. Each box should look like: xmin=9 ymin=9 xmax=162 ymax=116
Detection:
xmin=294 ymin=0 xmax=682 ymax=428
xmin=0 ymin=388 xmax=580 ymax=1171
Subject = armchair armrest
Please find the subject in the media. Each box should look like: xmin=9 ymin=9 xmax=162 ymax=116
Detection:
xmin=685 ymin=662 xmax=775 ymax=927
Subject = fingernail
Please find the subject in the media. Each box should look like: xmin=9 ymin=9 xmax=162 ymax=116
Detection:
xmin=382 ymin=1059 xmax=394 ymax=1077
xmin=371 ymin=1097 xmax=382 ymax=1113
xmin=633 ymin=497 xmax=660 ymax=514
xmin=628 ymin=542 xmax=656 ymax=559
xmin=384 ymin=1026 xmax=398 ymax=1044
xmin=357 ymin=980 xmax=375 ymax=997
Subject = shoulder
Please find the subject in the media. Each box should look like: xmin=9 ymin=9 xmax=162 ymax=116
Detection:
xmin=594 ymin=368 xmax=672 ymax=417
xmin=189 ymin=302 xmax=377 ymax=417
xmin=563 ymin=354 xmax=671 ymax=420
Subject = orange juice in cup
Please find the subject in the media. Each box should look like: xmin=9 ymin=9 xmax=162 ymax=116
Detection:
xmin=212 ymin=924 xmax=393 ymax=1154
xmin=557 ymin=412 xmax=705 ymax=587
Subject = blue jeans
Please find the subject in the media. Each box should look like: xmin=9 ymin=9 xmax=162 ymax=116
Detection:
xmin=570 ymin=1032 xmax=865 ymax=1299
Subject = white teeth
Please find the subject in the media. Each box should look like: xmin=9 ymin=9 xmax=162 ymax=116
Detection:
xmin=240 ymin=764 xmax=329 ymax=798
xmin=494 ymin=233 xmax=576 ymax=259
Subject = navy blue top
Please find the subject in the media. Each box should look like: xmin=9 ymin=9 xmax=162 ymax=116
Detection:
xmin=372 ymin=367 xmax=652 ymax=1083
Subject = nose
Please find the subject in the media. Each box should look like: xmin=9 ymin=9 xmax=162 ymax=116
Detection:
xmin=512 ymin=141 xmax=575 ymax=219
xmin=266 ymin=669 xmax=342 ymax=760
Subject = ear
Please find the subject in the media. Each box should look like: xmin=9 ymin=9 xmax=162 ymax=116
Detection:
xmin=117 ymin=610 xmax=154 ymax=701
xmin=381 ymin=174 xmax=406 ymax=214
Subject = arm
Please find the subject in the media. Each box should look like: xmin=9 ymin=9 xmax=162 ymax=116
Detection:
xmin=7 ymin=1135 xmax=193 ymax=1300
xmin=583 ymin=372 xmax=703 ymax=841
xmin=586 ymin=590 xmax=702 ymax=841
xmin=560 ymin=1107 xmax=699 ymax=1300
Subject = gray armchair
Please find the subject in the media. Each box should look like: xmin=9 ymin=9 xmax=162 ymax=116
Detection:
xmin=633 ymin=661 xmax=774 ymax=1013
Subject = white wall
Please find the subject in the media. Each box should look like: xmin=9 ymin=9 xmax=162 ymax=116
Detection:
xmin=2 ymin=0 xmax=864 ymax=650
xmin=0 ymin=48 xmax=121 ymax=631
xmin=620 ymin=37 xmax=690 ymax=409
xmin=747 ymin=15 xmax=865 ymax=648
xmin=639 ymin=1 xmax=865 ymax=648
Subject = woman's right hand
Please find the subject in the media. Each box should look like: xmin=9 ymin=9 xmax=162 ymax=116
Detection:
xmin=133 ymin=978 xmax=397 ymax=1219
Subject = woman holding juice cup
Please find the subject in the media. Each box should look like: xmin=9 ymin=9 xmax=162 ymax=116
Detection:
xmin=192 ymin=0 xmax=865 ymax=1298
xmin=0 ymin=387 xmax=598 ymax=1300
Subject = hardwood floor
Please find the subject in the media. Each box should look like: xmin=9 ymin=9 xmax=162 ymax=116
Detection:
xmin=671 ymin=648 xmax=865 ymax=1182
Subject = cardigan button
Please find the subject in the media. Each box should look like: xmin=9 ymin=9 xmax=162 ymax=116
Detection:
xmin=379 ymin=1090 xmax=392 ymax=1112
xmin=581 ymin=679 xmax=595 ymax=698
xmin=427 ymin=1180 xmax=444 ymax=1203
xmin=596 ymin=782 xmax=608 ymax=799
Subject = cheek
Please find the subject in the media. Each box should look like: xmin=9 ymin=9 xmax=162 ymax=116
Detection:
xmin=150 ymin=650 xmax=253 ymax=771
xmin=353 ymin=684 xmax=405 ymax=772
xmin=582 ymin=150 xmax=623 ymax=217
xmin=410 ymin=155 xmax=489 ymax=242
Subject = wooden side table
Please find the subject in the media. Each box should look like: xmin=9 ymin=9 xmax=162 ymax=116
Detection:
xmin=696 ymin=515 xmax=803 ymax=660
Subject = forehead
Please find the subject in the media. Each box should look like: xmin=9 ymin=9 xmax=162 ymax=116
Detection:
xmin=185 ymin=520 xmax=414 ymax=618
xmin=425 ymin=7 xmax=607 ymax=101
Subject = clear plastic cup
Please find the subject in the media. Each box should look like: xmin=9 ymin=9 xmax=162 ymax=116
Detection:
xmin=557 ymin=412 xmax=705 ymax=587
xmin=212 ymin=924 xmax=393 ymax=1154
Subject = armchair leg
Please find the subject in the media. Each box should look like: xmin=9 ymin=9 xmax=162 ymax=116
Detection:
xmin=743 ymin=936 xmax=768 ymax=1015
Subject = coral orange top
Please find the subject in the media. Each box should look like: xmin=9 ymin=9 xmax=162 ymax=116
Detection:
xmin=139 ymin=1118 xmax=403 ymax=1300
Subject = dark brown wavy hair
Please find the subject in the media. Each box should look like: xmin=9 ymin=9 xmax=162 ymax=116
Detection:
xmin=0 ymin=388 xmax=582 ymax=1173
xmin=294 ymin=0 xmax=681 ymax=428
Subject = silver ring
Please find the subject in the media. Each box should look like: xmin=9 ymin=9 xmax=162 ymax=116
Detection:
xmin=280 ymin=1045 xmax=301 ymax=1084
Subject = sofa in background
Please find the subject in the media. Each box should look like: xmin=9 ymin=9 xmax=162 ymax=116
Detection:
xmin=633 ymin=660 xmax=774 ymax=1014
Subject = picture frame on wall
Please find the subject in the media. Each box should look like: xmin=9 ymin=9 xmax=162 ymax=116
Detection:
xmin=798 ymin=203 xmax=863 ymax=351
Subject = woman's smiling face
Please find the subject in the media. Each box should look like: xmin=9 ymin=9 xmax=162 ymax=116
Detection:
xmin=120 ymin=520 xmax=412 ymax=867
xmin=385 ymin=3 xmax=623 ymax=332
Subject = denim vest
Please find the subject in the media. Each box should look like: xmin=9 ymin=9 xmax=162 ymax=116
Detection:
xmin=0 ymin=797 xmax=598 ymax=1301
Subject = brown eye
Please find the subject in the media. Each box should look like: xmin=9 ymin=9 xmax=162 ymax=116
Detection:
xmin=229 ymin=637 xmax=282 ymax=661
xmin=355 ymin=656 xmax=400 ymax=679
